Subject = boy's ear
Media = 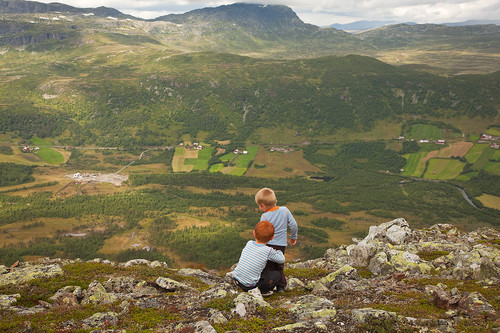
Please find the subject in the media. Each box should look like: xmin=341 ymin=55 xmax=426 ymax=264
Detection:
xmin=270 ymin=235 xmax=274 ymax=240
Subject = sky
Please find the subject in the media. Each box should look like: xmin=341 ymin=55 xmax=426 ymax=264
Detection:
xmin=36 ymin=0 xmax=500 ymax=26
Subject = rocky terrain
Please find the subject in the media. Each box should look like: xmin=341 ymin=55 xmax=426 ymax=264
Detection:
xmin=1 ymin=218 xmax=499 ymax=332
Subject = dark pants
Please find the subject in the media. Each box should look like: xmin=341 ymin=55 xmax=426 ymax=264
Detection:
xmin=235 ymin=270 xmax=281 ymax=293
xmin=264 ymin=244 xmax=286 ymax=288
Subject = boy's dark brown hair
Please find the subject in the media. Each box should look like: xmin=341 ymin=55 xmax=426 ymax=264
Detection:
xmin=255 ymin=187 xmax=277 ymax=207
xmin=254 ymin=220 xmax=275 ymax=243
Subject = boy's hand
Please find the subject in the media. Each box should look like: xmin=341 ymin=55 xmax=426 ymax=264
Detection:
xmin=290 ymin=239 xmax=297 ymax=246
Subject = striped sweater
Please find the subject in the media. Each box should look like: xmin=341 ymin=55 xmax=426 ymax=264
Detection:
xmin=233 ymin=240 xmax=285 ymax=287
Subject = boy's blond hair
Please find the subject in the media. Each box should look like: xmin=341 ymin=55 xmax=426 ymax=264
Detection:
xmin=255 ymin=187 xmax=277 ymax=207
xmin=254 ymin=220 xmax=275 ymax=243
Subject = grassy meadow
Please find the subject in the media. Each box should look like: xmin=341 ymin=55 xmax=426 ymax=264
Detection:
xmin=408 ymin=124 xmax=442 ymax=140
xmin=423 ymin=159 xmax=465 ymax=179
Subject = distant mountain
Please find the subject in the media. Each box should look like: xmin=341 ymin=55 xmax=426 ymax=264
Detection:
xmin=330 ymin=19 xmax=499 ymax=32
xmin=0 ymin=0 xmax=135 ymax=19
xmin=356 ymin=23 xmax=500 ymax=49
xmin=155 ymin=3 xmax=317 ymax=35
xmin=444 ymin=19 xmax=500 ymax=26
xmin=328 ymin=21 xmax=402 ymax=31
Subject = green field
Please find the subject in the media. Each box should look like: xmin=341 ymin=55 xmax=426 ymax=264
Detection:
xmin=423 ymin=158 xmax=465 ymax=179
xmin=483 ymin=149 xmax=500 ymax=175
xmin=486 ymin=128 xmax=500 ymax=136
xmin=30 ymin=136 xmax=52 ymax=146
xmin=408 ymin=124 xmax=442 ymax=140
xmin=209 ymin=163 xmax=224 ymax=173
xmin=471 ymin=146 xmax=497 ymax=172
xmin=36 ymin=147 xmax=64 ymax=164
xmin=229 ymin=147 xmax=258 ymax=176
xmin=465 ymin=143 xmax=489 ymax=164
xmin=185 ymin=147 xmax=214 ymax=171
xmin=402 ymin=151 xmax=428 ymax=177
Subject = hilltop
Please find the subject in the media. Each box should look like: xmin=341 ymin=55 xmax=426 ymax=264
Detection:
xmin=0 ymin=219 xmax=498 ymax=331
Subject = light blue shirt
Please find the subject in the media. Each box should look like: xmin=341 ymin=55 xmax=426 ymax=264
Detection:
xmin=233 ymin=240 xmax=285 ymax=287
xmin=260 ymin=206 xmax=298 ymax=247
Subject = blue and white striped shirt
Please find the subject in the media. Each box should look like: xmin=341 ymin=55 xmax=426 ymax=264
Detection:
xmin=233 ymin=241 xmax=285 ymax=287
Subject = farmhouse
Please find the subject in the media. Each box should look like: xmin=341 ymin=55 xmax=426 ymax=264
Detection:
xmin=491 ymin=143 xmax=500 ymax=149
xmin=436 ymin=140 xmax=446 ymax=145
xmin=419 ymin=139 xmax=429 ymax=143
xmin=481 ymin=134 xmax=493 ymax=140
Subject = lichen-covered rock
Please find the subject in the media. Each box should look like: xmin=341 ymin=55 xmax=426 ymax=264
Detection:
xmin=272 ymin=322 xmax=309 ymax=331
xmin=281 ymin=295 xmax=336 ymax=321
xmin=352 ymin=307 xmax=398 ymax=324
xmin=320 ymin=265 xmax=359 ymax=289
xmin=178 ymin=268 xmax=219 ymax=285
xmin=81 ymin=281 xmax=118 ymax=305
xmin=156 ymin=276 xmax=191 ymax=291
xmin=102 ymin=276 xmax=159 ymax=298
xmin=389 ymin=250 xmax=434 ymax=274
xmin=0 ymin=294 xmax=20 ymax=308
xmin=49 ymin=286 xmax=84 ymax=307
xmin=287 ymin=277 xmax=305 ymax=290
xmin=208 ymin=308 xmax=227 ymax=324
xmin=0 ymin=264 xmax=62 ymax=286
xmin=347 ymin=242 xmax=377 ymax=267
xmin=232 ymin=291 xmax=271 ymax=315
xmin=193 ymin=320 xmax=217 ymax=333
xmin=458 ymin=292 xmax=498 ymax=319
xmin=82 ymin=311 xmax=119 ymax=328
xmin=368 ymin=252 xmax=394 ymax=275
xmin=385 ymin=222 xmax=412 ymax=245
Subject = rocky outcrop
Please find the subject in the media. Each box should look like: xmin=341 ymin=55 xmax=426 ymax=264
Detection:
xmin=0 ymin=219 xmax=498 ymax=332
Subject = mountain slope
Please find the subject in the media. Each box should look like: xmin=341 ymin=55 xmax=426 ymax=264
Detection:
xmin=0 ymin=0 xmax=134 ymax=18
xmin=1 ymin=47 xmax=498 ymax=147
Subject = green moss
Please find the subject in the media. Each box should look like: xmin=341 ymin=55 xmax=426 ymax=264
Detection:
xmin=417 ymin=250 xmax=450 ymax=261
xmin=203 ymin=295 xmax=235 ymax=312
xmin=213 ymin=307 xmax=293 ymax=333
xmin=0 ymin=304 xmax=117 ymax=332
xmin=284 ymin=267 xmax=329 ymax=280
xmin=119 ymin=306 xmax=180 ymax=329
xmin=354 ymin=266 xmax=374 ymax=278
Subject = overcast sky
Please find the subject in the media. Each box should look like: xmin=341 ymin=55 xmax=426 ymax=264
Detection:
xmin=37 ymin=0 xmax=500 ymax=26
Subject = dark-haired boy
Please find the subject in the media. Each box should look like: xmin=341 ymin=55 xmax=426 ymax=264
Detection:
xmin=233 ymin=220 xmax=285 ymax=296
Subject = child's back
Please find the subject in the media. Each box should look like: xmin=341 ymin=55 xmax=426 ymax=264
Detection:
xmin=255 ymin=187 xmax=298 ymax=292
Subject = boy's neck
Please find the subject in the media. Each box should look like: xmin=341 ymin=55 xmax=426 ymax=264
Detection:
xmin=263 ymin=205 xmax=279 ymax=212
xmin=254 ymin=240 xmax=267 ymax=245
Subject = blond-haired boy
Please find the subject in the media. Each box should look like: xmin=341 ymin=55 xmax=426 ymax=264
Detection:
xmin=255 ymin=187 xmax=298 ymax=292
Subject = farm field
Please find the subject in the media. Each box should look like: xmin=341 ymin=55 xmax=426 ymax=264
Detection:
xmin=471 ymin=146 xmax=500 ymax=175
xmin=0 ymin=217 xmax=84 ymax=246
xmin=408 ymin=124 xmax=442 ymax=140
xmin=476 ymin=193 xmax=500 ymax=210
xmin=172 ymin=147 xmax=193 ymax=172
xmin=185 ymin=146 xmax=214 ymax=171
xmin=486 ymin=127 xmax=500 ymax=136
xmin=245 ymin=148 xmax=322 ymax=178
xmin=36 ymin=147 xmax=66 ymax=164
xmin=210 ymin=146 xmax=259 ymax=176
xmin=423 ymin=158 xmax=465 ymax=179
xmin=465 ymin=143 xmax=489 ymax=163
xmin=425 ymin=142 xmax=473 ymax=160
xmin=402 ymin=151 xmax=428 ymax=177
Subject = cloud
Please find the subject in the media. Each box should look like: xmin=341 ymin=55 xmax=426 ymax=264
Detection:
xmin=35 ymin=0 xmax=500 ymax=25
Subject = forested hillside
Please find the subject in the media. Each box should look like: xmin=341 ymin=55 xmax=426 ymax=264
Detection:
xmin=0 ymin=1 xmax=499 ymax=269
xmin=1 ymin=50 xmax=498 ymax=147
